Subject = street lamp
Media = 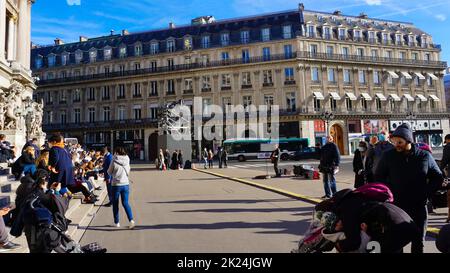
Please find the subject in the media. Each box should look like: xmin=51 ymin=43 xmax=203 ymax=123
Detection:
xmin=320 ymin=111 xmax=335 ymax=138
xmin=406 ymin=110 xmax=416 ymax=133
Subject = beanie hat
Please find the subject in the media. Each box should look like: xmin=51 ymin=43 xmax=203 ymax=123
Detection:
xmin=392 ymin=123 xmax=414 ymax=143
xmin=436 ymin=224 xmax=450 ymax=253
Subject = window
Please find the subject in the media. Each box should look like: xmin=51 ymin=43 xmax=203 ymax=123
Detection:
xmin=286 ymin=92 xmax=296 ymax=112
xmin=201 ymin=55 xmax=209 ymax=65
xmin=241 ymin=30 xmax=250 ymax=44
xmin=346 ymin=97 xmax=353 ymax=111
xmin=330 ymin=97 xmax=337 ymax=110
xmin=47 ymin=72 xmax=54 ymax=80
xmin=202 ymin=35 xmax=210 ymax=48
xmin=342 ymin=47 xmax=350 ymax=58
xmin=414 ymin=76 xmax=420 ymax=86
xmin=421 ymin=36 xmax=428 ymax=48
xmin=203 ymin=98 xmax=212 ymax=116
xmin=328 ymin=68 xmax=335 ymax=83
xmin=263 ymin=70 xmax=273 ymax=85
xmin=202 ymin=76 xmax=211 ymax=90
xmin=285 ymin=68 xmax=294 ymax=82
xmin=264 ymin=95 xmax=274 ymax=107
xmin=373 ymin=71 xmax=381 ymax=85
xmin=261 ymin=28 xmax=270 ymax=41
xmin=135 ymin=44 xmax=142 ymax=56
xmin=427 ymin=76 xmax=433 ymax=87
xmin=399 ymin=52 xmax=406 ymax=60
xmin=104 ymin=66 xmax=110 ymax=75
xmin=167 ymin=39 xmax=175 ymax=52
xmin=339 ymin=28 xmax=346 ymax=40
xmin=307 ymin=25 xmax=315 ymax=37
xmin=385 ymin=50 xmax=393 ymax=59
xmin=357 ymin=48 xmax=364 ymax=57
xmin=102 ymin=86 xmax=110 ymax=100
xmin=60 ymin=91 xmax=67 ymax=103
xmin=361 ymin=98 xmax=368 ymax=111
xmin=425 ymin=53 xmax=431 ymax=62
xmin=368 ymin=31 xmax=376 ymax=43
xmin=242 ymin=72 xmax=251 ymax=86
xmin=396 ymin=34 xmax=403 ymax=45
xmin=323 ymin=27 xmax=331 ymax=39
xmin=61 ymin=54 xmax=69 ymax=66
xmin=371 ymin=49 xmax=378 ymax=59
xmin=242 ymin=49 xmax=250 ymax=63
xmin=354 ymin=30 xmax=361 ymax=40
xmin=118 ymin=64 xmax=125 ymax=75
xmin=88 ymin=87 xmax=95 ymax=101
xmin=118 ymin=106 xmax=126 ymax=120
xmin=387 ymin=75 xmax=394 ymax=85
xmin=134 ymin=62 xmax=141 ymax=71
xmin=311 ymin=67 xmax=320 ymax=82
xmin=184 ymin=78 xmax=193 ymax=90
xmin=60 ymin=71 xmax=67 ymax=79
xmin=104 ymin=48 xmax=112 ymax=60
xmin=359 ymin=70 xmax=366 ymax=84
xmin=150 ymin=81 xmax=158 ymax=95
xmin=150 ymin=61 xmax=157 ymax=72
xmin=314 ymin=98 xmax=321 ymax=111
xmin=133 ymin=83 xmax=141 ymax=97
xmin=150 ymin=107 xmax=158 ymax=120
xmin=184 ymin=36 xmax=193 ymax=50
xmin=400 ymin=76 xmax=407 ymax=86
xmin=75 ymin=51 xmax=83 ymax=64
xmin=151 ymin=42 xmax=159 ymax=54
xmin=89 ymin=50 xmax=97 ymax=63
xmin=222 ymin=97 xmax=232 ymax=109
xmin=103 ymin=107 xmax=111 ymax=121
xmin=310 ymin=44 xmax=318 ymax=55
xmin=283 ymin=25 xmax=292 ymax=39
xmin=262 ymin=47 xmax=271 ymax=61
xmin=222 ymin=74 xmax=231 ymax=87
xmin=167 ymin=59 xmax=174 ymax=70
xmin=119 ymin=46 xmax=127 ymax=58
xmin=382 ymin=33 xmax=389 ymax=44
xmin=343 ymin=69 xmax=351 ymax=84
xmin=74 ymin=109 xmax=81 ymax=123
xmin=35 ymin=56 xmax=43 ymax=69
xmin=326 ymin=46 xmax=334 ymax=57
xmin=221 ymin=52 xmax=229 ymax=61
xmin=284 ymin=44 xmax=293 ymax=58
xmin=243 ymin=96 xmax=252 ymax=109
xmin=73 ymin=89 xmax=81 ymax=102
xmin=412 ymin=53 xmax=418 ymax=60
xmin=48 ymin=55 xmax=56 ymax=67
xmin=376 ymin=98 xmax=382 ymax=111
xmin=118 ymin=84 xmax=126 ymax=98
xmin=88 ymin=108 xmax=96 ymax=123
xmin=221 ymin=33 xmax=230 ymax=46
xmin=167 ymin=80 xmax=175 ymax=93
xmin=133 ymin=106 xmax=142 ymax=120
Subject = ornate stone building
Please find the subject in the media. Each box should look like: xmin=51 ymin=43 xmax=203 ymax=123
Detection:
xmin=31 ymin=3 xmax=448 ymax=160
xmin=1 ymin=0 xmax=41 ymax=153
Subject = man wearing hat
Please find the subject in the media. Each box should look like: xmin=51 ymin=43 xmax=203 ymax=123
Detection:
xmin=374 ymin=123 xmax=444 ymax=253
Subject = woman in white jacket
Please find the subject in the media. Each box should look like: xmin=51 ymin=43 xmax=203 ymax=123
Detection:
xmin=107 ymin=147 xmax=135 ymax=229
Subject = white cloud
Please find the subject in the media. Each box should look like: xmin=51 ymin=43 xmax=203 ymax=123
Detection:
xmin=67 ymin=0 xmax=81 ymax=6
xmin=365 ymin=0 xmax=382 ymax=5
xmin=435 ymin=14 xmax=447 ymax=21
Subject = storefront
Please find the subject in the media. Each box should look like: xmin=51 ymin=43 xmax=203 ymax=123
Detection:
xmin=389 ymin=119 xmax=444 ymax=148
xmin=314 ymin=120 xmax=326 ymax=146
xmin=114 ymin=129 xmax=145 ymax=160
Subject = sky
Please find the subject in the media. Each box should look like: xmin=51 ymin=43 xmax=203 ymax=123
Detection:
xmin=31 ymin=0 xmax=450 ymax=63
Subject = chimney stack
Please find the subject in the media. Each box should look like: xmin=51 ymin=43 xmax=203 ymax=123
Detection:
xmin=54 ymin=38 xmax=64 ymax=46
xmin=169 ymin=22 xmax=176 ymax=29
xmin=122 ymin=29 xmax=129 ymax=36
xmin=79 ymin=36 xmax=88 ymax=42
xmin=333 ymin=10 xmax=342 ymax=16
xmin=358 ymin=12 xmax=368 ymax=19
xmin=298 ymin=3 xmax=305 ymax=11
xmin=110 ymin=29 xmax=115 ymax=35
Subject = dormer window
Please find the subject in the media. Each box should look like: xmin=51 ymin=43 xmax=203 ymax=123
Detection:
xmin=282 ymin=25 xmax=292 ymax=39
xmin=75 ymin=50 xmax=83 ymax=64
xmin=184 ymin=36 xmax=193 ymax=50
xmin=368 ymin=31 xmax=376 ymax=43
xmin=150 ymin=42 xmax=159 ymax=54
xmin=354 ymin=29 xmax=361 ymax=40
xmin=323 ymin=27 xmax=331 ymax=39
xmin=396 ymin=34 xmax=403 ymax=45
xmin=135 ymin=43 xmax=142 ymax=56
xmin=167 ymin=39 xmax=175 ymax=52
xmin=104 ymin=47 xmax=112 ymax=60
xmin=338 ymin=28 xmax=346 ymax=40
xmin=261 ymin=27 xmax=270 ymax=42
xmin=241 ymin=30 xmax=250 ymax=44
xmin=307 ymin=25 xmax=315 ymax=38
xmin=35 ymin=56 xmax=43 ymax=69
xmin=421 ymin=36 xmax=428 ymax=48
xmin=382 ymin=33 xmax=389 ymax=45
xmin=48 ymin=54 xmax=56 ymax=67
xmin=89 ymin=49 xmax=97 ymax=63
xmin=202 ymin=35 xmax=210 ymax=48
xmin=221 ymin=33 xmax=230 ymax=46
xmin=408 ymin=35 xmax=415 ymax=46
xmin=119 ymin=45 xmax=127 ymax=58
xmin=61 ymin=53 xmax=69 ymax=66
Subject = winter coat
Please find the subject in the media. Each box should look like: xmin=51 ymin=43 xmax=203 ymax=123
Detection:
xmin=107 ymin=155 xmax=131 ymax=187
xmin=48 ymin=146 xmax=75 ymax=187
xmin=177 ymin=153 xmax=183 ymax=166
xmin=440 ymin=143 xmax=450 ymax=176
xmin=12 ymin=152 xmax=35 ymax=175
xmin=353 ymin=150 xmax=366 ymax=188
xmin=102 ymin=152 xmax=113 ymax=180
xmin=319 ymin=143 xmax=340 ymax=172
xmin=374 ymin=144 xmax=443 ymax=209
xmin=365 ymin=141 xmax=394 ymax=183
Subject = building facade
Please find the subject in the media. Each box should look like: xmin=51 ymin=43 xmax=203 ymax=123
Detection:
xmin=1 ymin=0 xmax=39 ymax=152
xmin=31 ymin=3 xmax=448 ymax=160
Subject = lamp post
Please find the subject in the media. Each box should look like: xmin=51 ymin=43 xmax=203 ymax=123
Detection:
xmin=320 ymin=111 xmax=335 ymax=138
xmin=406 ymin=110 xmax=416 ymax=142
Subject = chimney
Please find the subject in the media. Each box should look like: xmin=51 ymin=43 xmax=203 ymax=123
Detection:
xmin=358 ymin=12 xmax=368 ymax=19
xmin=110 ymin=29 xmax=115 ymax=35
xmin=333 ymin=10 xmax=342 ymax=16
xmin=169 ymin=22 xmax=176 ymax=29
xmin=298 ymin=3 xmax=305 ymax=11
xmin=122 ymin=29 xmax=129 ymax=36
xmin=79 ymin=36 xmax=88 ymax=42
xmin=54 ymin=38 xmax=64 ymax=46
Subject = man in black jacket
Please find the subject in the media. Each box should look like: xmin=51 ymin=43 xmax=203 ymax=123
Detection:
xmin=319 ymin=136 xmax=340 ymax=198
xmin=375 ymin=123 xmax=443 ymax=253
xmin=440 ymin=134 xmax=450 ymax=176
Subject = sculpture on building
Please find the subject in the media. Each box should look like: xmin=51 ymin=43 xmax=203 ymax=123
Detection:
xmin=3 ymin=82 xmax=23 ymax=130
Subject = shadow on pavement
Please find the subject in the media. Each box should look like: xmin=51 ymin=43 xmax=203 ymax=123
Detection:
xmin=147 ymin=198 xmax=296 ymax=204
xmin=172 ymin=206 xmax=314 ymax=214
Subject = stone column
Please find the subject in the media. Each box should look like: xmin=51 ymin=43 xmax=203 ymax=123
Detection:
xmin=0 ymin=0 xmax=6 ymax=63
xmin=7 ymin=16 xmax=15 ymax=61
xmin=16 ymin=0 xmax=29 ymax=68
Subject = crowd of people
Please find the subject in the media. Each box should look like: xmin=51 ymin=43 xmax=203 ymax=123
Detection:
xmin=0 ymin=133 xmax=136 ymax=252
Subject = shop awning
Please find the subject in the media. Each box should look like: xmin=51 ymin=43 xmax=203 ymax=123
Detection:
xmin=416 ymin=94 xmax=427 ymax=102
xmin=403 ymin=94 xmax=415 ymax=101
xmin=375 ymin=93 xmax=387 ymax=101
xmin=361 ymin=93 xmax=372 ymax=101
xmin=329 ymin=92 xmax=341 ymax=100
xmin=427 ymin=73 xmax=439 ymax=81
xmin=313 ymin=92 xmax=325 ymax=100
xmin=429 ymin=94 xmax=441 ymax=101
xmin=345 ymin=92 xmax=357 ymax=101
xmin=400 ymin=71 xmax=412 ymax=79
xmin=389 ymin=94 xmax=401 ymax=101
xmin=387 ymin=71 xmax=399 ymax=79
xmin=414 ymin=72 xmax=426 ymax=80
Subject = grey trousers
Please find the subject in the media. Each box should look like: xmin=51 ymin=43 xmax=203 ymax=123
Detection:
xmin=0 ymin=216 xmax=9 ymax=244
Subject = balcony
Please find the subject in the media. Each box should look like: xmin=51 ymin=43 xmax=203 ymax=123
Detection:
xmin=133 ymin=94 xmax=142 ymax=98
xmin=102 ymin=96 xmax=110 ymax=101
xmin=117 ymin=95 xmax=126 ymax=100
xmin=323 ymin=34 xmax=332 ymax=40
xmin=221 ymin=86 xmax=232 ymax=91
xmin=166 ymin=91 xmax=176 ymax=96
xmin=59 ymin=100 xmax=67 ymax=104
xmin=149 ymin=93 xmax=158 ymax=97
xmin=87 ymin=98 xmax=95 ymax=102
xmin=241 ymin=84 xmax=252 ymax=89
xmin=73 ymin=99 xmax=81 ymax=103
xmin=43 ymin=118 xmax=158 ymax=131
xmin=284 ymin=80 xmax=296 ymax=85
xmin=262 ymin=82 xmax=274 ymax=87
xmin=183 ymin=89 xmax=193 ymax=94
xmin=201 ymin=88 xmax=212 ymax=92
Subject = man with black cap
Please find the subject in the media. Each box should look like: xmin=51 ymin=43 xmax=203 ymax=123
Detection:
xmin=374 ymin=123 xmax=444 ymax=253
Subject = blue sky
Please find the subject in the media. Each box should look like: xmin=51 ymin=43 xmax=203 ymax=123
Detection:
xmin=31 ymin=0 xmax=450 ymax=63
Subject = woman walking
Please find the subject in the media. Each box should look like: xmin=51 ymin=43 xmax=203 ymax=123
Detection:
xmin=158 ymin=149 xmax=165 ymax=170
xmin=352 ymin=141 xmax=368 ymax=188
xmin=107 ymin=147 xmax=135 ymax=229
xmin=208 ymin=149 xmax=214 ymax=169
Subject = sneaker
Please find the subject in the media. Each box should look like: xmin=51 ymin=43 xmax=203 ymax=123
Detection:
xmin=129 ymin=220 xmax=135 ymax=229
xmin=111 ymin=222 xmax=120 ymax=228
xmin=0 ymin=241 xmax=22 ymax=252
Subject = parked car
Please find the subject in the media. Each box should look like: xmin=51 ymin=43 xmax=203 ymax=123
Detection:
xmin=290 ymin=147 xmax=321 ymax=161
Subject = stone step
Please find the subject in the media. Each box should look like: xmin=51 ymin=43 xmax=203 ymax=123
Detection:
xmin=0 ymin=181 xmax=20 ymax=194
xmin=0 ymin=194 xmax=10 ymax=208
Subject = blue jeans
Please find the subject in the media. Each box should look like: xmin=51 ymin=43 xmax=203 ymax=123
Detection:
xmin=106 ymin=180 xmax=113 ymax=203
xmin=323 ymin=173 xmax=337 ymax=198
xmin=112 ymin=185 xmax=134 ymax=224
xmin=23 ymin=164 xmax=36 ymax=176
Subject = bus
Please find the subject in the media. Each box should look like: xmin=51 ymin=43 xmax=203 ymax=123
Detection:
xmin=223 ymin=138 xmax=310 ymax=162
